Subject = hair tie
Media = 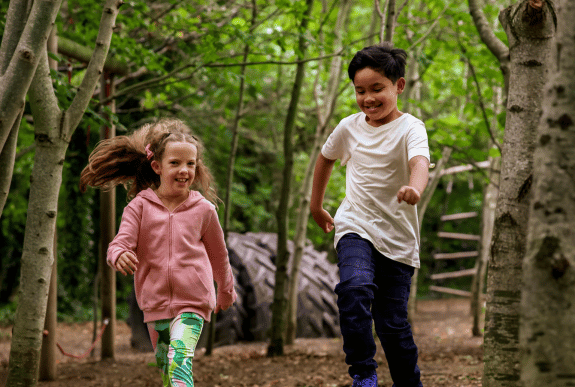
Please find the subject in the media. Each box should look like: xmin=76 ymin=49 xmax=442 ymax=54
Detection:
xmin=145 ymin=144 xmax=154 ymax=160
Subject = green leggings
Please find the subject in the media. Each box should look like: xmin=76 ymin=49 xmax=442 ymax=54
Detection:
xmin=149 ymin=313 xmax=204 ymax=387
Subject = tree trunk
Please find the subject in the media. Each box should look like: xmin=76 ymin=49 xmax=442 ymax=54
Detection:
xmin=470 ymin=156 xmax=499 ymax=337
xmin=39 ymin=233 xmax=57 ymax=381
xmin=99 ymin=73 xmax=116 ymax=359
xmin=286 ymin=0 xmax=351 ymax=346
xmin=6 ymin=138 xmax=68 ymax=387
xmin=384 ymin=0 xmax=396 ymax=43
xmin=483 ymin=2 xmax=556 ymax=386
xmin=5 ymin=1 xmax=121 ymax=384
xmin=38 ymin=26 xmax=59 ymax=381
xmin=215 ymin=0 xmax=257 ymax=356
xmin=520 ymin=1 xmax=574 ymax=385
xmin=268 ymin=0 xmax=314 ymax=357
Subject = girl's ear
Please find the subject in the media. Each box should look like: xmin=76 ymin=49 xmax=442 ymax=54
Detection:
xmin=151 ymin=160 xmax=161 ymax=175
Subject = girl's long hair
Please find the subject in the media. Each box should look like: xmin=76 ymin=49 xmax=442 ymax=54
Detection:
xmin=79 ymin=119 xmax=219 ymax=203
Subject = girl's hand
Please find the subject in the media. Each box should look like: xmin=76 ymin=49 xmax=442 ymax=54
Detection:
xmin=311 ymin=207 xmax=335 ymax=233
xmin=116 ymin=251 xmax=139 ymax=276
xmin=397 ymin=186 xmax=421 ymax=205
xmin=214 ymin=289 xmax=237 ymax=314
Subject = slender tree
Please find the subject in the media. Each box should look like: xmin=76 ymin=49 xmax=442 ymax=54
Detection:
xmin=5 ymin=1 xmax=122 ymax=385
xmin=286 ymin=0 xmax=351 ymax=345
xmin=268 ymin=0 xmax=314 ymax=357
xmin=38 ymin=27 xmax=59 ymax=381
xmin=520 ymin=1 xmax=574 ymax=385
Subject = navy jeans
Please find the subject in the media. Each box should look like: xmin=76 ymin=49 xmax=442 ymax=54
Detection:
xmin=335 ymin=233 xmax=423 ymax=387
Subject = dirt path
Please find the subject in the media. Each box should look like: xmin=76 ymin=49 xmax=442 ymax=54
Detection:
xmin=0 ymin=298 xmax=483 ymax=386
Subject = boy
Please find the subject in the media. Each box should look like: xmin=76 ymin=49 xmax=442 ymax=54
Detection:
xmin=310 ymin=44 xmax=429 ymax=387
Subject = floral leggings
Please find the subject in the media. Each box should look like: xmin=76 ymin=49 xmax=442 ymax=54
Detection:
xmin=148 ymin=313 xmax=204 ymax=387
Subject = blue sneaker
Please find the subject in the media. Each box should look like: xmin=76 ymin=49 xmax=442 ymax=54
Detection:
xmin=352 ymin=371 xmax=378 ymax=387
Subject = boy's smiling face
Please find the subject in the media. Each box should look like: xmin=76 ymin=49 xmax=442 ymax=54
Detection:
xmin=353 ymin=67 xmax=405 ymax=127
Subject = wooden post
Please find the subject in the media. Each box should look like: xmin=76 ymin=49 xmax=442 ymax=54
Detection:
xmin=99 ymin=73 xmax=116 ymax=359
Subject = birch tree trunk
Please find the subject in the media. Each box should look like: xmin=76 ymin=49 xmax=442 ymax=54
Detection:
xmin=520 ymin=1 xmax=575 ymax=385
xmin=6 ymin=1 xmax=122 ymax=385
xmin=286 ymin=0 xmax=351 ymax=345
xmin=268 ymin=0 xmax=314 ymax=357
xmin=483 ymin=2 xmax=556 ymax=386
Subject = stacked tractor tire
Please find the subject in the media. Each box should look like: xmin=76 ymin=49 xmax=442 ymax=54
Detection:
xmin=128 ymin=232 xmax=340 ymax=350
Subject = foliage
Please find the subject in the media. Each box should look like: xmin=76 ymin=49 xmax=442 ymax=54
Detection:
xmin=0 ymin=0 xmax=508 ymax=320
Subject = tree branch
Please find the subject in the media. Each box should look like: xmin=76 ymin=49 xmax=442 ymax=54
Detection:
xmin=66 ymin=0 xmax=123 ymax=137
xmin=57 ymin=36 xmax=128 ymax=75
xmin=0 ymin=0 xmax=63 ymax=153
xmin=0 ymin=0 xmax=32 ymax=75
xmin=455 ymin=25 xmax=502 ymax=152
xmin=467 ymin=0 xmax=509 ymax=63
xmin=28 ymin=36 xmax=60 ymax=135
xmin=0 ymin=111 xmax=21 ymax=216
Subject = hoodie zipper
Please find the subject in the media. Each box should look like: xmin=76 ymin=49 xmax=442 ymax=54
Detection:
xmin=168 ymin=212 xmax=174 ymax=316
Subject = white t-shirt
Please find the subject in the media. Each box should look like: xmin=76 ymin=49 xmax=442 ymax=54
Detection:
xmin=322 ymin=112 xmax=430 ymax=268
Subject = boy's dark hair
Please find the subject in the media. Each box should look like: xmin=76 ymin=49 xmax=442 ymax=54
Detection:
xmin=348 ymin=43 xmax=407 ymax=84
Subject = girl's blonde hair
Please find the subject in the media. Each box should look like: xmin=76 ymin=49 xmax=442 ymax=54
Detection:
xmin=80 ymin=119 xmax=219 ymax=203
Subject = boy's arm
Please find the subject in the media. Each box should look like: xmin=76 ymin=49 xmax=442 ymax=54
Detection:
xmin=310 ymin=153 xmax=337 ymax=233
xmin=397 ymin=155 xmax=430 ymax=205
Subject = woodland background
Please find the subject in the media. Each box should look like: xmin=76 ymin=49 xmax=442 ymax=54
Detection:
xmin=0 ymin=0 xmax=499 ymax=322
xmin=1 ymin=0 xmax=573 ymax=386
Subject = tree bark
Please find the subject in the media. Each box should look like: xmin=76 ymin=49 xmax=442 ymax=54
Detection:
xmin=5 ymin=1 xmax=122 ymax=385
xmin=0 ymin=115 xmax=21 ymax=215
xmin=99 ymin=74 xmax=116 ymax=360
xmin=384 ymin=0 xmax=396 ymax=43
xmin=286 ymin=0 xmax=351 ymax=345
xmin=38 ymin=26 xmax=59 ymax=382
xmin=520 ymin=1 xmax=574 ymax=385
xmin=483 ymin=2 xmax=556 ymax=386
xmin=268 ymin=0 xmax=314 ymax=357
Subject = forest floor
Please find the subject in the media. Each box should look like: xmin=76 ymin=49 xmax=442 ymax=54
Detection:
xmin=0 ymin=298 xmax=483 ymax=387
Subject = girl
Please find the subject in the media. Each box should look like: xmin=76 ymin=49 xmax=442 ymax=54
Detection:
xmin=80 ymin=119 xmax=237 ymax=386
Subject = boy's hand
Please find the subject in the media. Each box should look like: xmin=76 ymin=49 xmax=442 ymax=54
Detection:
xmin=311 ymin=207 xmax=335 ymax=233
xmin=397 ymin=186 xmax=421 ymax=205
xmin=116 ymin=251 xmax=139 ymax=276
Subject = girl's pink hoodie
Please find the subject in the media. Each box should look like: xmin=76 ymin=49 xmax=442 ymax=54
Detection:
xmin=107 ymin=188 xmax=236 ymax=323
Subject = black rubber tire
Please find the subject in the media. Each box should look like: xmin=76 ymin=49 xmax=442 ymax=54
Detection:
xmin=246 ymin=232 xmax=340 ymax=339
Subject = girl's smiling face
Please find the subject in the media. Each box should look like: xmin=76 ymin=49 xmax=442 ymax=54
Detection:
xmin=151 ymin=141 xmax=197 ymax=199
xmin=353 ymin=67 xmax=405 ymax=127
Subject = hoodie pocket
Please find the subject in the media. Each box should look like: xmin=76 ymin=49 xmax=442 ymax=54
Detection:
xmin=139 ymin=267 xmax=170 ymax=311
xmin=172 ymin=265 xmax=215 ymax=311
